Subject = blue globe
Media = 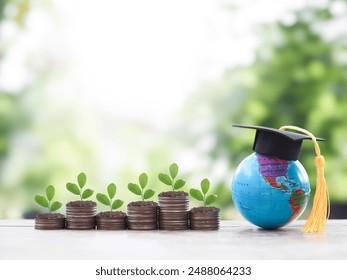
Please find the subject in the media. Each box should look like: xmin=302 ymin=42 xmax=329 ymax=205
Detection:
xmin=231 ymin=153 xmax=310 ymax=229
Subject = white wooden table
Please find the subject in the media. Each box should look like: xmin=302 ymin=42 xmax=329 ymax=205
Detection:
xmin=0 ymin=220 xmax=346 ymax=260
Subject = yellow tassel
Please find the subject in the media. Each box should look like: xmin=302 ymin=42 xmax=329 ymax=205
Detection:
xmin=279 ymin=125 xmax=330 ymax=233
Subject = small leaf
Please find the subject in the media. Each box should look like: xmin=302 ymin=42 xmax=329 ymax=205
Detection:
xmin=66 ymin=183 xmax=80 ymax=195
xmin=50 ymin=201 xmax=62 ymax=212
xmin=169 ymin=163 xmax=178 ymax=179
xmin=82 ymin=189 xmax=94 ymax=199
xmin=35 ymin=195 xmax=49 ymax=208
xmin=111 ymin=199 xmax=124 ymax=210
xmin=128 ymin=183 xmax=142 ymax=196
xmin=205 ymin=194 xmax=218 ymax=205
xmin=77 ymin=172 xmax=87 ymax=188
xmin=139 ymin=173 xmax=148 ymax=189
xmin=174 ymin=179 xmax=185 ymax=190
xmin=189 ymin=189 xmax=204 ymax=201
xmin=143 ymin=189 xmax=155 ymax=200
xmin=96 ymin=193 xmax=110 ymax=206
xmin=200 ymin=178 xmax=210 ymax=194
xmin=158 ymin=173 xmax=172 ymax=186
xmin=46 ymin=185 xmax=55 ymax=201
xmin=107 ymin=183 xmax=116 ymax=199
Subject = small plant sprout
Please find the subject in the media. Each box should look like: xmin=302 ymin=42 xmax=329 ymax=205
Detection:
xmin=189 ymin=178 xmax=218 ymax=207
xmin=35 ymin=185 xmax=62 ymax=213
xmin=158 ymin=163 xmax=186 ymax=191
xmin=96 ymin=183 xmax=124 ymax=211
xmin=66 ymin=172 xmax=94 ymax=201
xmin=128 ymin=173 xmax=155 ymax=201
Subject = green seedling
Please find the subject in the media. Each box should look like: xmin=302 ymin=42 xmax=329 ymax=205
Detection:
xmin=128 ymin=172 xmax=155 ymax=201
xmin=35 ymin=185 xmax=62 ymax=213
xmin=66 ymin=172 xmax=94 ymax=200
xmin=158 ymin=163 xmax=186 ymax=191
xmin=189 ymin=178 xmax=218 ymax=207
xmin=96 ymin=183 xmax=124 ymax=211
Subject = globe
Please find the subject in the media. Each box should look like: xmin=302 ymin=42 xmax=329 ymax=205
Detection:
xmin=231 ymin=152 xmax=310 ymax=229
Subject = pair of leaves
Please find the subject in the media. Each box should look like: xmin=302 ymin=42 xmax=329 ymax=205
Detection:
xmin=128 ymin=173 xmax=155 ymax=201
xmin=189 ymin=190 xmax=217 ymax=206
xmin=35 ymin=185 xmax=62 ymax=212
xmin=189 ymin=178 xmax=218 ymax=206
xmin=128 ymin=183 xmax=155 ymax=200
xmin=96 ymin=183 xmax=124 ymax=210
xmin=66 ymin=172 xmax=94 ymax=200
xmin=67 ymin=182 xmax=94 ymax=199
xmin=158 ymin=163 xmax=186 ymax=190
xmin=97 ymin=195 xmax=123 ymax=210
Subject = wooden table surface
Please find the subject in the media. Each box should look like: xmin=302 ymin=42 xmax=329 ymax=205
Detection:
xmin=0 ymin=219 xmax=346 ymax=260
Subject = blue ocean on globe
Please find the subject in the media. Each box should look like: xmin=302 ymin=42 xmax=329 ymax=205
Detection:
xmin=231 ymin=152 xmax=310 ymax=229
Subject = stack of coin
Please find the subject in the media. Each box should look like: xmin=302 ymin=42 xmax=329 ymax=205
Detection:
xmin=96 ymin=211 xmax=127 ymax=230
xmin=127 ymin=201 xmax=158 ymax=230
xmin=158 ymin=191 xmax=189 ymax=230
xmin=66 ymin=201 xmax=97 ymax=230
xmin=189 ymin=207 xmax=220 ymax=230
xmin=35 ymin=213 xmax=65 ymax=230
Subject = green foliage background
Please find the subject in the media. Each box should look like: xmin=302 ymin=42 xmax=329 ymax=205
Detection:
xmin=1 ymin=0 xmax=347 ymax=218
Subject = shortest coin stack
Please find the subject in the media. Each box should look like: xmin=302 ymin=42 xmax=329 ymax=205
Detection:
xmin=127 ymin=201 xmax=158 ymax=230
xmin=189 ymin=207 xmax=220 ymax=230
xmin=158 ymin=191 xmax=189 ymax=230
xmin=96 ymin=211 xmax=127 ymax=230
xmin=35 ymin=213 xmax=65 ymax=230
xmin=66 ymin=201 xmax=97 ymax=230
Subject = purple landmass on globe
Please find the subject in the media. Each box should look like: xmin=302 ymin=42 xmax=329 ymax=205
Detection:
xmin=257 ymin=153 xmax=289 ymax=191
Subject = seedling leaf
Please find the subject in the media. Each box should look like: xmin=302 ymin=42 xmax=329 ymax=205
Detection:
xmin=107 ymin=183 xmax=116 ymax=199
xmin=169 ymin=163 xmax=178 ymax=179
xmin=205 ymin=194 xmax=218 ymax=205
xmin=111 ymin=199 xmax=124 ymax=210
xmin=77 ymin=172 xmax=87 ymax=188
xmin=158 ymin=173 xmax=172 ymax=185
xmin=35 ymin=195 xmax=49 ymax=208
xmin=66 ymin=183 xmax=80 ymax=195
xmin=96 ymin=193 xmax=110 ymax=206
xmin=139 ymin=173 xmax=148 ymax=189
xmin=50 ymin=201 xmax=62 ymax=212
xmin=190 ymin=189 xmax=204 ymax=201
xmin=144 ymin=189 xmax=155 ymax=200
xmin=82 ymin=189 xmax=94 ymax=199
xmin=46 ymin=185 xmax=55 ymax=201
xmin=201 ymin=178 xmax=210 ymax=194
xmin=128 ymin=183 xmax=142 ymax=196
xmin=174 ymin=179 xmax=185 ymax=190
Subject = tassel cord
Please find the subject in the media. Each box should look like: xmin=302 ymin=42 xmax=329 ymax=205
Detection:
xmin=279 ymin=125 xmax=330 ymax=233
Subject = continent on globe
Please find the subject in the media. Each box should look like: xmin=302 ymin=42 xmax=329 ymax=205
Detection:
xmin=289 ymin=189 xmax=308 ymax=222
xmin=257 ymin=153 xmax=289 ymax=191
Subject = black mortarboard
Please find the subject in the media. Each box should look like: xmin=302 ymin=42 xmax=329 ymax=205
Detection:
xmin=233 ymin=124 xmax=325 ymax=161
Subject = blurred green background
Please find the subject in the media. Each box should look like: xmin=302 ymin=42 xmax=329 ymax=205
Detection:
xmin=1 ymin=0 xmax=347 ymax=219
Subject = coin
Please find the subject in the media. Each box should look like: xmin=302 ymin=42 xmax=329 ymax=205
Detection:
xmin=35 ymin=213 xmax=65 ymax=230
xmin=189 ymin=207 xmax=220 ymax=230
xmin=65 ymin=201 xmax=97 ymax=230
xmin=127 ymin=201 xmax=158 ymax=230
xmin=158 ymin=192 xmax=189 ymax=230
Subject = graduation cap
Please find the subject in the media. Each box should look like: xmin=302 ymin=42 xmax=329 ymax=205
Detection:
xmin=233 ymin=124 xmax=329 ymax=233
xmin=233 ymin=124 xmax=325 ymax=161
